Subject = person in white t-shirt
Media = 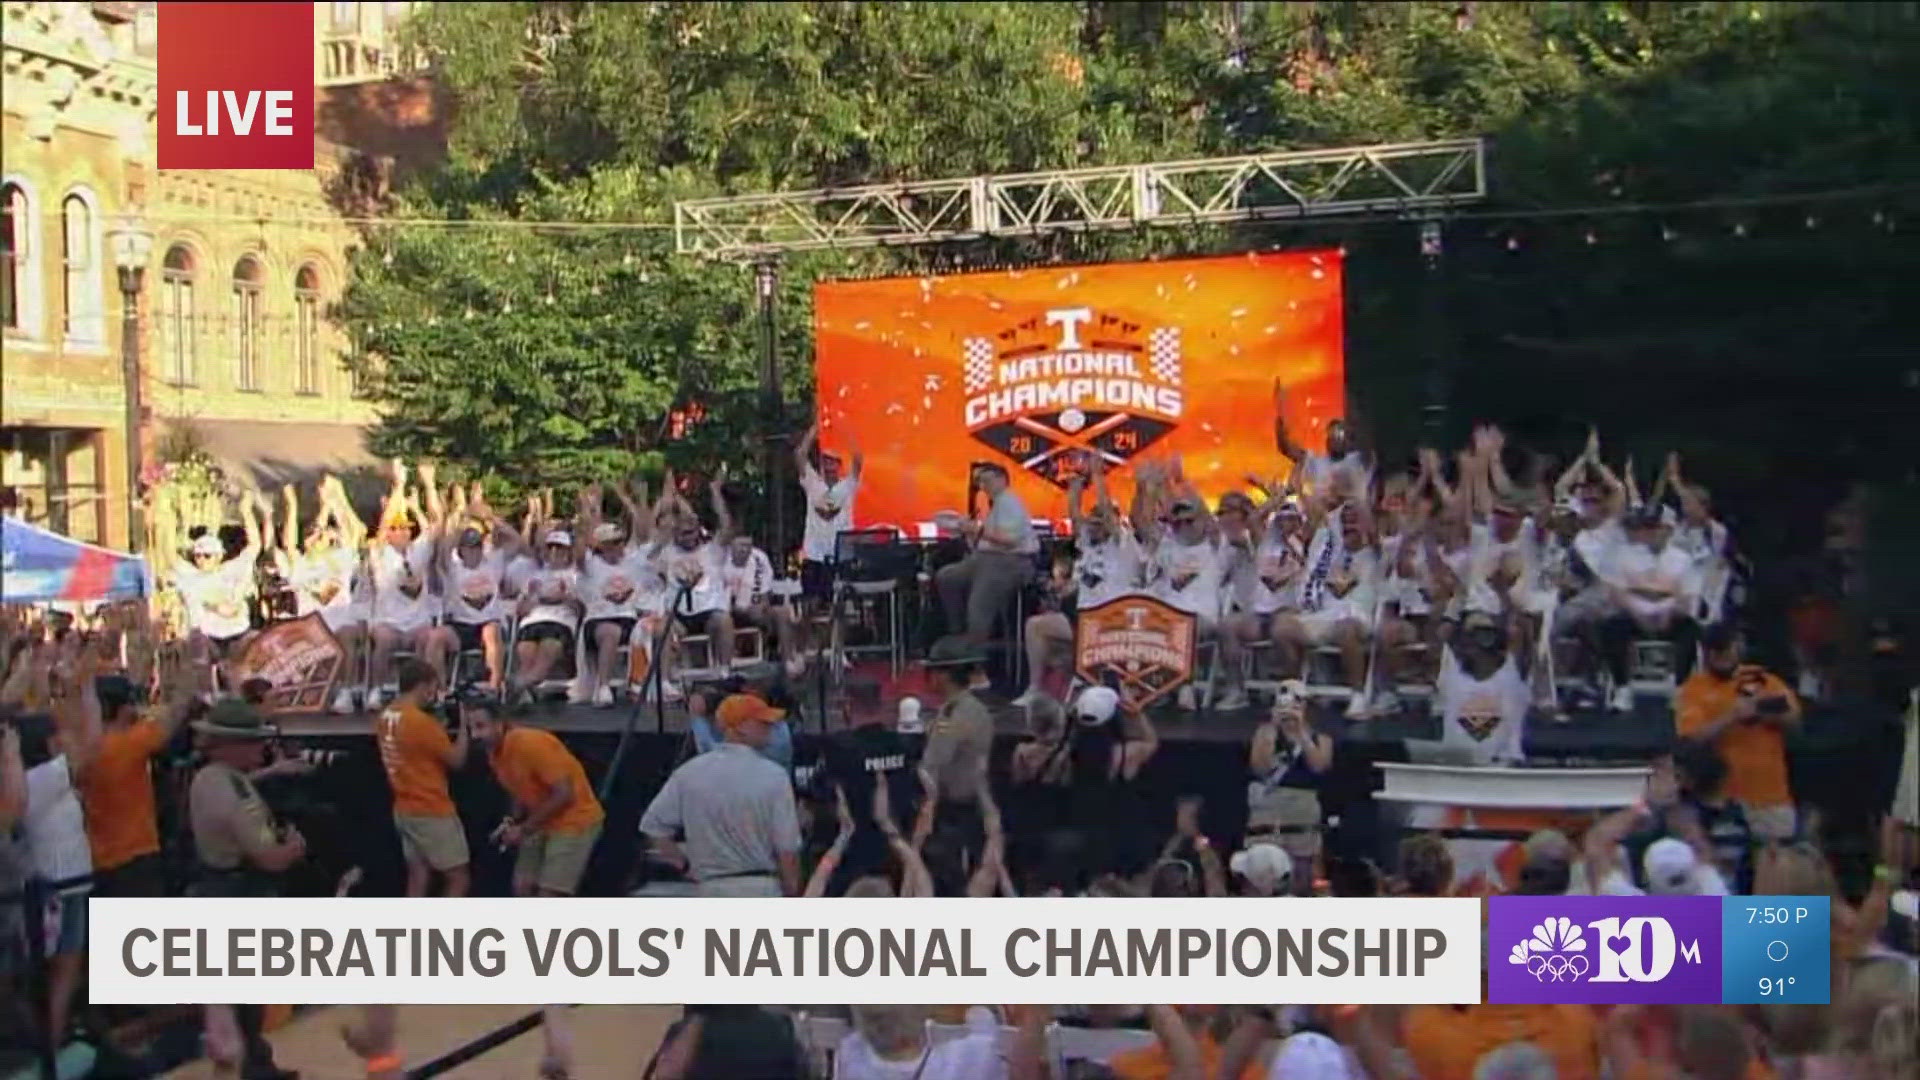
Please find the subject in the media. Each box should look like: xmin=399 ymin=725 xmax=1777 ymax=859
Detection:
xmin=1274 ymin=501 xmax=1380 ymax=716
xmin=1273 ymin=377 xmax=1372 ymax=498
xmin=721 ymin=533 xmax=799 ymax=674
xmin=579 ymin=488 xmax=661 ymax=706
xmin=795 ymin=421 xmax=862 ymax=605
xmin=511 ymin=529 xmax=585 ymax=697
xmin=833 ymin=1004 xmax=1008 ymax=1080
xmin=434 ymin=506 xmax=519 ymax=692
xmin=654 ymin=470 xmax=740 ymax=669
xmin=21 ymin=656 xmax=103 ymax=1048
xmin=363 ymin=462 xmax=441 ymax=710
xmin=1016 ymin=459 xmax=1142 ymax=706
xmin=1598 ymin=505 xmax=1704 ymax=709
xmin=1145 ymin=491 xmax=1234 ymax=710
xmin=173 ymin=494 xmax=264 ymax=694
xmin=276 ymin=477 xmax=369 ymax=713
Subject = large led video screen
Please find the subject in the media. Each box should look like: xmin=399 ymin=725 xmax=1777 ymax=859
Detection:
xmin=812 ymin=251 xmax=1346 ymax=530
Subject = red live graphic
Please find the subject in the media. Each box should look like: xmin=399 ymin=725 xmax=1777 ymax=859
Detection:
xmin=157 ymin=3 xmax=314 ymax=170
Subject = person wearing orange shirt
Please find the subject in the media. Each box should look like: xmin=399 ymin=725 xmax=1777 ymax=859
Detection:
xmin=1401 ymin=1001 xmax=1602 ymax=1080
xmin=470 ymin=700 xmax=605 ymax=897
xmin=468 ymin=699 xmax=602 ymax=1080
xmin=82 ymin=672 xmax=190 ymax=898
xmin=1107 ymin=1004 xmax=1263 ymax=1080
xmin=376 ymin=659 xmax=471 ymax=898
xmin=1675 ymin=624 xmax=1802 ymax=840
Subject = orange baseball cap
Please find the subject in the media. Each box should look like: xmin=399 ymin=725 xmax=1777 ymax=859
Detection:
xmin=714 ymin=693 xmax=787 ymax=730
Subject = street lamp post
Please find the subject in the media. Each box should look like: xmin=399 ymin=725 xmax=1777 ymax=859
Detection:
xmin=754 ymin=258 xmax=786 ymax=560
xmin=108 ymin=217 xmax=155 ymax=553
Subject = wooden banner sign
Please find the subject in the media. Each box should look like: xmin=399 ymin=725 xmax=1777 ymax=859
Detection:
xmin=230 ymin=614 xmax=346 ymax=714
xmin=1072 ymin=593 xmax=1197 ymax=713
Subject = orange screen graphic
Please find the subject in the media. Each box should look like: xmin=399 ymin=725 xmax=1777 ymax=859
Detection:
xmin=812 ymin=251 xmax=1345 ymax=530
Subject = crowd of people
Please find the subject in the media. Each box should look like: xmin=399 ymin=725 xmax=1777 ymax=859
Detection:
xmin=1 ymin=378 xmax=1916 ymax=1080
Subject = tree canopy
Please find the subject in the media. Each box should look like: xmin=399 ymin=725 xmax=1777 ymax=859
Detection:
xmin=339 ymin=1 xmax=1919 ymax=617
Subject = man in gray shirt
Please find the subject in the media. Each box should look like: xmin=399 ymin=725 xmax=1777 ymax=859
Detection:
xmin=935 ymin=462 xmax=1039 ymax=644
xmin=640 ymin=693 xmax=801 ymax=897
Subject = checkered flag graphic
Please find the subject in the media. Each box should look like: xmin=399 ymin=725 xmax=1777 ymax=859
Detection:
xmin=1148 ymin=327 xmax=1182 ymax=384
xmin=963 ymin=337 xmax=995 ymax=394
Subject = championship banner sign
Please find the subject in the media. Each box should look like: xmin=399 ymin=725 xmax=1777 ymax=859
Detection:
xmin=1074 ymin=594 xmax=1197 ymax=713
xmin=230 ymin=614 xmax=345 ymax=713
xmin=814 ymin=252 xmax=1345 ymax=529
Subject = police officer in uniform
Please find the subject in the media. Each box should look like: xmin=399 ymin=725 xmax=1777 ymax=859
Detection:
xmin=187 ymin=699 xmax=306 ymax=1080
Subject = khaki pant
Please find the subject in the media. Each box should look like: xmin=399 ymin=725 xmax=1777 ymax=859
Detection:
xmin=697 ymin=875 xmax=783 ymax=898
xmin=514 ymin=824 xmax=602 ymax=895
xmin=1743 ymin=802 xmax=1798 ymax=842
xmin=396 ymin=813 xmax=470 ymax=872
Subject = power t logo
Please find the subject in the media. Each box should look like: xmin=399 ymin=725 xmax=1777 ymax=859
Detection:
xmin=961 ymin=307 xmax=1183 ymax=488
xmin=1489 ymin=897 xmax=1720 ymax=1004
xmin=158 ymin=3 xmax=315 ymax=170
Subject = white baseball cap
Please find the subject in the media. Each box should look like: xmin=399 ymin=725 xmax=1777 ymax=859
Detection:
xmin=1643 ymin=837 xmax=1701 ymax=895
xmin=1229 ymin=843 xmax=1292 ymax=897
xmin=1074 ymin=685 xmax=1120 ymax=726
xmin=896 ymin=696 xmax=925 ymax=734
xmin=544 ymin=529 xmax=573 ymax=547
xmin=1270 ymin=1032 xmax=1353 ymax=1080
xmin=190 ymin=534 xmax=223 ymax=557
xmin=591 ymin=522 xmax=625 ymax=543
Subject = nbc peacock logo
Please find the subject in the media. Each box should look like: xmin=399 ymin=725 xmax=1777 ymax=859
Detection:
xmin=1509 ymin=917 xmax=1591 ymax=983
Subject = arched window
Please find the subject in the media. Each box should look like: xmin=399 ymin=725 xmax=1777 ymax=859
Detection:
xmin=61 ymin=190 xmax=104 ymax=345
xmin=232 ymin=255 xmax=263 ymax=390
xmin=160 ymin=245 xmax=197 ymax=384
xmin=294 ymin=264 xmax=321 ymax=394
xmin=2 ymin=181 xmax=31 ymax=332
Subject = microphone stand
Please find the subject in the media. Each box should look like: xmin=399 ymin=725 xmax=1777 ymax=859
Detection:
xmin=596 ymin=579 xmax=694 ymax=804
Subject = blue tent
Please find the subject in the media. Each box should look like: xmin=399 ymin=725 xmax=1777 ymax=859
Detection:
xmin=0 ymin=517 xmax=149 ymax=605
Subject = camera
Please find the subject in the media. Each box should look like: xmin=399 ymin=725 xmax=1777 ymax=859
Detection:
xmin=1756 ymin=694 xmax=1791 ymax=716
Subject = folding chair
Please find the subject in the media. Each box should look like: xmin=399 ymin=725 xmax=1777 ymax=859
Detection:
xmin=832 ymin=528 xmax=911 ymax=679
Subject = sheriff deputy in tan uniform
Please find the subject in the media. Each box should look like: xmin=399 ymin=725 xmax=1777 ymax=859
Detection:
xmin=188 ymin=698 xmax=305 ymax=1080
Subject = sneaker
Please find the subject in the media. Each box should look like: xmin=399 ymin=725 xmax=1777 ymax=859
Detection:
xmin=1010 ymin=688 xmax=1041 ymax=708
xmin=1345 ymin=689 xmax=1372 ymax=719
xmin=1177 ymin=684 xmax=1197 ymax=711
xmin=592 ymin=685 xmax=614 ymax=708
xmin=365 ymin=688 xmax=386 ymax=712
xmin=784 ymin=656 xmax=807 ymax=680
xmin=1213 ymin=687 xmax=1249 ymax=711
xmin=1610 ymin=686 xmax=1635 ymax=713
xmin=330 ymin=688 xmax=358 ymax=715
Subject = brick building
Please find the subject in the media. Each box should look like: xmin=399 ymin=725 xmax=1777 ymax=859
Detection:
xmin=1 ymin=1 xmax=442 ymax=550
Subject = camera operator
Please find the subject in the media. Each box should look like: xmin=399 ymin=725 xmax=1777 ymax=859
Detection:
xmin=1676 ymin=624 xmax=1803 ymax=841
xmin=186 ymin=698 xmax=305 ymax=1079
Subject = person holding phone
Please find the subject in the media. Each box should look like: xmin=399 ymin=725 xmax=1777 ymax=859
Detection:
xmin=1675 ymin=623 xmax=1803 ymax=840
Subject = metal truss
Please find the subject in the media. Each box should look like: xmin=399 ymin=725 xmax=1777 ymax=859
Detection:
xmin=675 ymin=138 xmax=1485 ymax=258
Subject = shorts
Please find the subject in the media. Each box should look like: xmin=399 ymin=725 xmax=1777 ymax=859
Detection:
xmin=374 ymin=613 xmax=435 ymax=636
xmin=1297 ymin=608 xmax=1369 ymax=646
xmin=517 ymin=621 xmax=575 ymax=652
xmin=800 ymin=559 xmax=836 ymax=601
xmin=584 ymin=617 xmax=636 ymax=651
xmin=675 ymin=609 xmax=722 ymax=637
xmin=1248 ymin=784 xmax=1323 ymax=861
xmin=451 ymin=619 xmax=497 ymax=653
xmin=396 ymin=812 xmax=471 ymax=872
xmin=93 ymin=852 xmax=167 ymax=898
xmin=321 ymin=604 xmax=368 ymax=633
xmin=730 ymin=606 xmax=769 ymax=632
xmin=514 ymin=824 xmax=602 ymax=895
xmin=44 ymin=891 xmax=88 ymax=957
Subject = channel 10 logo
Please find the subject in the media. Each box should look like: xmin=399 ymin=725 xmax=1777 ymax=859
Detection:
xmin=1488 ymin=897 xmax=1722 ymax=1004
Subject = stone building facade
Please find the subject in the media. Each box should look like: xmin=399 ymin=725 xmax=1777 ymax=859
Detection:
xmin=2 ymin=1 xmax=438 ymax=549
